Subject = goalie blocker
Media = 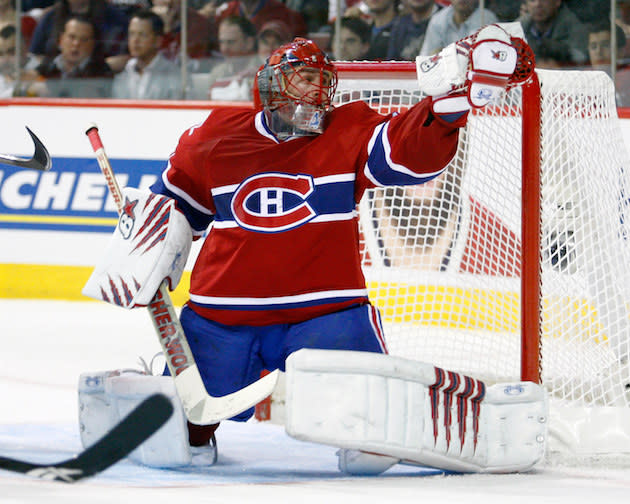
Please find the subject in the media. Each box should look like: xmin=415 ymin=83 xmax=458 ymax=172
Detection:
xmin=82 ymin=187 xmax=192 ymax=308
xmin=285 ymin=349 xmax=548 ymax=474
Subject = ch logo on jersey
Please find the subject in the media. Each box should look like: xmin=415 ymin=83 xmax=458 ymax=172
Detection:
xmin=231 ymin=173 xmax=316 ymax=232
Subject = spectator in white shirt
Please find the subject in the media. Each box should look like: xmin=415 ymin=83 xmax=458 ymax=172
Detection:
xmin=420 ymin=0 xmax=498 ymax=56
xmin=0 ymin=24 xmax=39 ymax=96
xmin=200 ymin=14 xmax=259 ymax=100
xmin=112 ymin=9 xmax=181 ymax=99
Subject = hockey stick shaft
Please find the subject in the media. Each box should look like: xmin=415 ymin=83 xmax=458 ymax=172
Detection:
xmin=0 ymin=127 xmax=51 ymax=171
xmin=0 ymin=393 xmax=173 ymax=482
xmin=85 ymin=125 xmax=278 ymax=424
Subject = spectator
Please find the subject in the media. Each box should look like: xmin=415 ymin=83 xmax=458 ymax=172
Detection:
xmin=345 ymin=0 xmax=398 ymax=60
xmin=331 ymin=16 xmax=371 ymax=61
xmin=112 ymin=9 xmax=181 ymax=100
xmin=215 ymin=0 xmax=307 ymax=39
xmin=519 ymin=0 xmax=589 ymax=68
xmin=21 ymin=0 xmax=55 ymax=14
xmin=257 ymin=19 xmax=292 ymax=59
xmin=190 ymin=14 xmax=258 ymax=100
xmin=194 ymin=0 xmax=221 ymax=19
xmin=0 ymin=24 xmax=39 ymax=96
xmin=0 ymin=0 xmax=37 ymax=47
xmin=216 ymin=13 xmax=256 ymax=58
xmin=285 ymin=0 xmax=328 ymax=33
xmin=617 ymin=0 xmax=630 ymax=62
xmin=486 ymin=0 xmax=521 ymax=22
xmin=151 ymin=0 xmax=218 ymax=61
xmin=28 ymin=0 xmax=128 ymax=64
xmin=386 ymin=0 xmax=440 ymax=60
xmin=30 ymin=14 xmax=113 ymax=97
xmin=328 ymin=0 xmax=363 ymax=23
xmin=0 ymin=24 xmax=17 ymax=96
xmin=108 ymin=0 xmax=150 ymax=17
xmin=588 ymin=19 xmax=626 ymax=68
xmin=586 ymin=18 xmax=630 ymax=107
xmin=564 ymin=0 xmax=609 ymax=26
xmin=420 ymin=0 xmax=498 ymax=56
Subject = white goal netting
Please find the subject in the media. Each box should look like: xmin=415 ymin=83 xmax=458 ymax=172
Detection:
xmin=334 ymin=65 xmax=630 ymax=463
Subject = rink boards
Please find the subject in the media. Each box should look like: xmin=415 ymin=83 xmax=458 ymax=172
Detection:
xmin=2 ymin=100 xmax=630 ymax=306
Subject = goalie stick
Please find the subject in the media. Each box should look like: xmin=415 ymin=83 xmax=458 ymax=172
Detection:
xmin=0 ymin=393 xmax=173 ymax=483
xmin=84 ymin=124 xmax=279 ymax=425
xmin=0 ymin=127 xmax=51 ymax=171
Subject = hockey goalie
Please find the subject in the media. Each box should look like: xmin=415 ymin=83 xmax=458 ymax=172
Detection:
xmin=80 ymin=24 xmax=547 ymax=474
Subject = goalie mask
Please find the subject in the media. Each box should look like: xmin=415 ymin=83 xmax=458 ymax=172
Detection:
xmin=256 ymin=37 xmax=337 ymax=139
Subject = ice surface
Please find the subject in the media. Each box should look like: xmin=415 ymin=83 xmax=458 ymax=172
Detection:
xmin=1 ymin=300 xmax=630 ymax=503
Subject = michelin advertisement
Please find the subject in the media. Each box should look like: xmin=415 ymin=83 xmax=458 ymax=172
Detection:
xmin=0 ymin=100 xmax=249 ymax=303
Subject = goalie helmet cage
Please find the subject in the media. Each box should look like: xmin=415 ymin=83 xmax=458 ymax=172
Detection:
xmin=328 ymin=62 xmax=630 ymax=465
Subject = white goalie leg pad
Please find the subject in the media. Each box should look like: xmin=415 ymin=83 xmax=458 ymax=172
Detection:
xmin=285 ymin=349 xmax=548 ymax=474
xmin=82 ymin=187 xmax=192 ymax=308
xmin=78 ymin=371 xmax=192 ymax=467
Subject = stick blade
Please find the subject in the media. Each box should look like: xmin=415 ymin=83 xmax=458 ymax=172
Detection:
xmin=0 ymin=127 xmax=51 ymax=171
xmin=179 ymin=368 xmax=280 ymax=424
xmin=0 ymin=393 xmax=173 ymax=482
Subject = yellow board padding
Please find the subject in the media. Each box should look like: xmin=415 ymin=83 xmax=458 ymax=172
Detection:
xmin=365 ymin=281 xmax=610 ymax=342
xmin=0 ymin=263 xmax=191 ymax=306
xmin=366 ymin=280 xmax=520 ymax=332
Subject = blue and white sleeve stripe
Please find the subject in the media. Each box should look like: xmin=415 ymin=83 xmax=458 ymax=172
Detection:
xmin=363 ymin=121 xmax=446 ymax=187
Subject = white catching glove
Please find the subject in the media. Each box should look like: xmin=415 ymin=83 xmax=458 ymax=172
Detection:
xmin=83 ymin=187 xmax=192 ymax=308
xmin=416 ymin=24 xmax=534 ymax=115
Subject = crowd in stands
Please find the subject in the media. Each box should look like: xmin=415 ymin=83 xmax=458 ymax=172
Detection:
xmin=0 ymin=0 xmax=629 ymax=104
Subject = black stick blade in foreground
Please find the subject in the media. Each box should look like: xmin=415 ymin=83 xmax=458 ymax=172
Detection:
xmin=0 ymin=127 xmax=51 ymax=171
xmin=0 ymin=393 xmax=173 ymax=482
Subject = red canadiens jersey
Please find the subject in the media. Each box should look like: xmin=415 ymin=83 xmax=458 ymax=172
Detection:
xmin=152 ymin=99 xmax=464 ymax=326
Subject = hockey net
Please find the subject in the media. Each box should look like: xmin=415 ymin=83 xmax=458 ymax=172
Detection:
xmin=260 ymin=62 xmax=630 ymax=465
